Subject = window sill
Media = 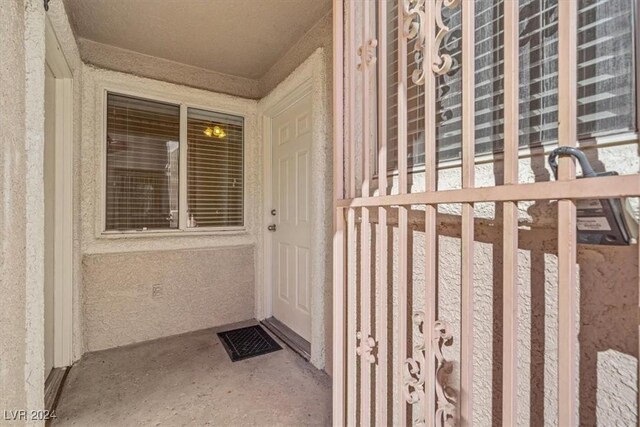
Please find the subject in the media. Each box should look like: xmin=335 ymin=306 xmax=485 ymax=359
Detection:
xmin=99 ymin=227 xmax=248 ymax=239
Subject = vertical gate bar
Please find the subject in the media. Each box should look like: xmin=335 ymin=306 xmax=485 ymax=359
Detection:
xmin=360 ymin=207 xmax=372 ymax=425
xmin=347 ymin=207 xmax=358 ymax=427
xmin=348 ymin=0 xmax=357 ymax=198
xmin=333 ymin=208 xmax=346 ymax=426
xmin=376 ymin=0 xmax=389 ymax=424
xmin=362 ymin=0 xmax=371 ymax=199
xmin=423 ymin=0 xmax=437 ymax=425
xmin=359 ymin=3 xmax=372 ymax=424
xmin=424 ymin=203 xmax=437 ymax=427
xmin=460 ymin=0 xmax=475 ymax=425
xmin=424 ymin=0 xmax=436 ymax=197
xmin=502 ymin=0 xmax=519 ymax=425
xmin=377 ymin=0 xmax=388 ymax=197
xmin=635 ymin=3 xmax=640 ymax=425
xmin=397 ymin=1 xmax=409 ymax=425
xmin=557 ymin=0 xmax=578 ymax=425
xmin=333 ymin=0 xmax=345 ymax=208
xmin=376 ymin=207 xmax=389 ymax=423
xmin=397 ymin=0 xmax=408 ymax=194
xmin=346 ymin=3 xmax=358 ymax=422
xmin=398 ymin=205 xmax=409 ymax=427
xmin=332 ymin=0 xmax=345 ymax=424
xmin=636 ymin=1 xmax=640 ymax=423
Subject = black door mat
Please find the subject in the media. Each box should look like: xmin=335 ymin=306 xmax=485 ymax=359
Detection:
xmin=217 ymin=325 xmax=282 ymax=362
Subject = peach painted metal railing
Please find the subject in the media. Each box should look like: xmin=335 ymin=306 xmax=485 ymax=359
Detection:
xmin=333 ymin=0 xmax=640 ymax=426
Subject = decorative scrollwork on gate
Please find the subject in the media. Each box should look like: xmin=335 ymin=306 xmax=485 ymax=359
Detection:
xmin=403 ymin=312 xmax=427 ymax=425
xmin=357 ymin=39 xmax=378 ymax=71
xmin=356 ymin=331 xmax=377 ymax=364
xmin=403 ymin=315 xmax=456 ymax=427
xmin=433 ymin=0 xmax=460 ymax=75
xmin=402 ymin=0 xmax=427 ymax=85
xmin=403 ymin=0 xmax=460 ymax=83
xmin=434 ymin=320 xmax=455 ymax=427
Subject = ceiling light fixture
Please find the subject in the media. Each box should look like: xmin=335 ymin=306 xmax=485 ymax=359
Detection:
xmin=203 ymin=125 xmax=226 ymax=139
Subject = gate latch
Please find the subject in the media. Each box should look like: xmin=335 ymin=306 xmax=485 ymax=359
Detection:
xmin=548 ymin=147 xmax=637 ymax=245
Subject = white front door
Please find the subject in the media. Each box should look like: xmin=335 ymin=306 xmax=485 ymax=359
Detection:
xmin=44 ymin=63 xmax=55 ymax=377
xmin=270 ymin=92 xmax=313 ymax=341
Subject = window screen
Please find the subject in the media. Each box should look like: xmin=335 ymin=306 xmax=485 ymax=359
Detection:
xmin=385 ymin=0 xmax=637 ymax=169
xmin=186 ymin=108 xmax=244 ymax=228
xmin=105 ymin=93 xmax=180 ymax=231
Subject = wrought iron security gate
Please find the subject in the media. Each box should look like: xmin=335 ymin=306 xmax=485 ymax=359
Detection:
xmin=332 ymin=0 xmax=640 ymax=426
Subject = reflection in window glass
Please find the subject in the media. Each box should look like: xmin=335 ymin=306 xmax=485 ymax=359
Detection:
xmin=105 ymin=93 xmax=180 ymax=231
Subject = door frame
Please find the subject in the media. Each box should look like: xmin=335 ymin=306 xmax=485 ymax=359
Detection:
xmin=45 ymin=16 xmax=74 ymax=368
xmin=259 ymin=50 xmax=328 ymax=368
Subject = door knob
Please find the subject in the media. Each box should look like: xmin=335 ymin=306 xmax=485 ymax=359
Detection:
xmin=267 ymin=224 xmax=277 ymax=232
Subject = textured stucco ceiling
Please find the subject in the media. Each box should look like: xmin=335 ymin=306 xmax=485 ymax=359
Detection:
xmin=63 ymin=0 xmax=332 ymax=80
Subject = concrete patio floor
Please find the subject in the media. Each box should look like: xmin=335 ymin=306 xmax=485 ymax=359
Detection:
xmin=53 ymin=321 xmax=332 ymax=426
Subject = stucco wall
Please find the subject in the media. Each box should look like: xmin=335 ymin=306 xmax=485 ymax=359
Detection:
xmin=82 ymin=246 xmax=255 ymax=352
xmin=0 ymin=0 xmax=46 ymax=416
xmin=78 ymin=65 xmax=262 ymax=352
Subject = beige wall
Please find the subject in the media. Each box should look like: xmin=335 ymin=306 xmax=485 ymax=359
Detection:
xmin=78 ymin=65 xmax=262 ymax=353
xmin=0 ymin=0 xmax=46 ymax=414
xmin=82 ymin=246 xmax=254 ymax=352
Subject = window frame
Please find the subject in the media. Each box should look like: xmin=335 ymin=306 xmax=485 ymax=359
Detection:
xmin=100 ymin=87 xmax=247 ymax=236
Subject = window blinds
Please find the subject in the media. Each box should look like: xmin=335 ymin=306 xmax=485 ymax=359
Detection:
xmin=384 ymin=0 xmax=636 ymax=170
xmin=105 ymin=93 xmax=245 ymax=232
xmin=186 ymin=108 xmax=244 ymax=228
xmin=105 ymin=93 xmax=180 ymax=231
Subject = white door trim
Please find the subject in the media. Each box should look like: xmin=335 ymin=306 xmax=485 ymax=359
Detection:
xmin=45 ymin=17 xmax=74 ymax=368
xmin=258 ymin=49 xmax=328 ymax=368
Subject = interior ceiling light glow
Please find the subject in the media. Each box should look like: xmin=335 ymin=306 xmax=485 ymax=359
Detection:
xmin=203 ymin=125 xmax=226 ymax=138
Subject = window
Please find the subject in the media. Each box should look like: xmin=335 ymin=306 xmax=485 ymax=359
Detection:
xmin=384 ymin=0 xmax=637 ymax=169
xmin=186 ymin=108 xmax=244 ymax=228
xmin=105 ymin=93 xmax=180 ymax=231
xmin=105 ymin=92 xmax=244 ymax=232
